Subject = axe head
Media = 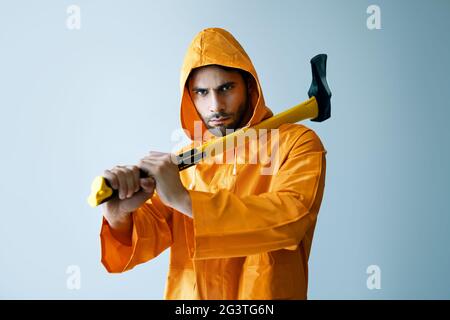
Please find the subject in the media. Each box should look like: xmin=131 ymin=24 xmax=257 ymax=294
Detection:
xmin=308 ymin=54 xmax=331 ymax=122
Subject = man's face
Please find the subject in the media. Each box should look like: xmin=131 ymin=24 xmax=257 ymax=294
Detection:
xmin=188 ymin=65 xmax=249 ymax=137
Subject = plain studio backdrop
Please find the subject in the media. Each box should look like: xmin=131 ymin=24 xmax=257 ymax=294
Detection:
xmin=0 ymin=0 xmax=449 ymax=299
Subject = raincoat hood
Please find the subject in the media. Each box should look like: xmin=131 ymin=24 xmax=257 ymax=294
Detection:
xmin=179 ymin=27 xmax=273 ymax=141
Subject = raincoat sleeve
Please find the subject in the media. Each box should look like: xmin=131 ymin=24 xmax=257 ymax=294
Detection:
xmin=189 ymin=129 xmax=326 ymax=259
xmin=100 ymin=194 xmax=173 ymax=273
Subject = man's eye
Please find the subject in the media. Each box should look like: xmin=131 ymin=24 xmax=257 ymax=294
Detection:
xmin=221 ymin=85 xmax=233 ymax=92
xmin=195 ymin=90 xmax=207 ymax=96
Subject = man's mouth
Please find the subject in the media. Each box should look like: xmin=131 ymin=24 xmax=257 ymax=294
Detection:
xmin=209 ymin=117 xmax=231 ymax=125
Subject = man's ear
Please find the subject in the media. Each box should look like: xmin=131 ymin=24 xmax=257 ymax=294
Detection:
xmin=186 ymin=73 xmax=193 ymax=97
xmin=246 ymin=74 xmax=255 ymax=94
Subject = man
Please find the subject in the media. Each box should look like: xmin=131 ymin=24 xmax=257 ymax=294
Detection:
xmin=100 ymin=27 xmax=327 ymax=299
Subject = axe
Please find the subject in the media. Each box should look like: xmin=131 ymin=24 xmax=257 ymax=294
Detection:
xmin=87 ymin=54 xmax=331 ymax=207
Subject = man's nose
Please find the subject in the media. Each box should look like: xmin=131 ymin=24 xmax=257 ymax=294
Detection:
xmin=208 ymin=90 xmax=225 ymax=113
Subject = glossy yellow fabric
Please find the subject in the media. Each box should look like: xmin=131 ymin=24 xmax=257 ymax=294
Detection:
xmin=100 ymin=27 xmax=327 ymax=300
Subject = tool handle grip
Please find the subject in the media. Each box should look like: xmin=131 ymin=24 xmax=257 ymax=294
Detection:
xmin=87 ymin=152 xmax=198 ymax=207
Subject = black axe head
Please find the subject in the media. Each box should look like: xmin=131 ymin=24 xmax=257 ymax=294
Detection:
xmin=308 ymin=54 xmax=331 ymax=122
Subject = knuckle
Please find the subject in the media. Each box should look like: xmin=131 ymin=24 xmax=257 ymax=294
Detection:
xmin=115 ymin=169 xmax=123 ymax=177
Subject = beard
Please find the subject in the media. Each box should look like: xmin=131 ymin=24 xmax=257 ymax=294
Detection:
xmin=204 ymin=101 xmax=248 ymax=137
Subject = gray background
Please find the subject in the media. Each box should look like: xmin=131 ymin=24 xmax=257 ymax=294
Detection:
xmin=1 ymin=0 xmax=449 ymax=299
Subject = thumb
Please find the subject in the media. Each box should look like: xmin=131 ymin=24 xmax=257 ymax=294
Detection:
xmin=140 ymin=177 xmax=155 ymax=193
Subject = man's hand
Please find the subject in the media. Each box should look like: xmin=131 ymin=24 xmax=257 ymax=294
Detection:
xmin=102 ymin=165 xmax=156 ymax=245
xmin=139 ymin=151 xmax=193 ymax=218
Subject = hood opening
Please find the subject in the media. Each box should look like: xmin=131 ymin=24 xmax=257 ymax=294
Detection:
xmin=179 ymin=27 xmax=273 ymax=142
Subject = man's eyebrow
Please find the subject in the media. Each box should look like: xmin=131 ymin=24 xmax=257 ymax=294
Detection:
xmin=192 ymin=81 xmax=236 ymax=91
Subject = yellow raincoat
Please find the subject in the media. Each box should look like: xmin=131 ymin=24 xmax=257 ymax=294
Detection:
xmin=100 ymin=28 xmax=327 ymax=300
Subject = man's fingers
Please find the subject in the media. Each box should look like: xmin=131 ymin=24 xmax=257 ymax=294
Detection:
xmin=140 ymin=177 xmax=155 ymax=193
xmin=105 ymin=165 xmax=152 ymax=201
xmin=132 ymin=166 xmax=140 ymax=193
xmin=103 ymin=152 xmax=176 ymax=202
xmin=103 ymin=170 xmax=118 ymax=190
xmin=125 ymin=171 xmax=135 ymax=198
xmin=115 ymin=169 xmax=128 ymax=200
xmin=148 ymin=151 xmax=167 ymax=156
xmin=143 ymin=152 xmax=177 ymax=164
xmin=139 ymin=159 xmax=163 ymax=176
